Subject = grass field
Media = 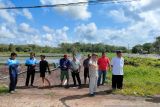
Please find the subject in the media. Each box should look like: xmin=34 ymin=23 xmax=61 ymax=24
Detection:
xmin=0 ymin=85 xmax=8 ymax=94
xmin=106 ymin=57 xmax=160 ymax=96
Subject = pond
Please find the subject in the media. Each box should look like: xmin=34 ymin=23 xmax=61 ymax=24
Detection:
xmin=0 ymin=56 xmax=60 ymax=64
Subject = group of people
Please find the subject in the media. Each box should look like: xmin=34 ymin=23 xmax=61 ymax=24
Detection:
xmin=59 ymin=51 xmax=124 ymax=96
xmin=7 ymin=52 xmax=51 ymax=93
xmin=6 ymin=51 xmax=124 ymax=97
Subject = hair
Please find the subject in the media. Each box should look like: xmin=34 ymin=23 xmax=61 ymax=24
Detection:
xmin=30 ymin=52 xmax=35 ymax=56
xmin=40 ymin=55 xmax=45 ymax=58
xmin=116 ymin=50 xmax=122 ymax=54
xmin=92 ymin=53 xmax=97 ymax=56
xmin=11 ymin=52 xmax=17 ymax=57
xmin=102 ymin=52 xmax=106 ymax=55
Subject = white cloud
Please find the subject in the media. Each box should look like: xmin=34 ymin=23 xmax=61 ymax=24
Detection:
xmin=22 ymin=9 xmax=33 ymax=20
xmin=75 ymin=23 xmax=97 ymax=40
xmin=0 ymin=25 xmax=15 ymax=38
xmin=109 ymin=9 xmax=133 ymax=23
xmin=19 ymin=23 xmax=37 ymax=33
xmin=43 ymin=26 xmax=54 ymax=33
xmin=0 ymin=3 xmax=15 ymax=23
xmin=74 ymin=21 xmax=160 ymax=47
xmin=40 ymin=0 xmax=91 ymax=20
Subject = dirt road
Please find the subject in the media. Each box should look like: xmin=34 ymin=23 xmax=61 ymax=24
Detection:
xmin=0 ymin=69 xmax=160 ymax=107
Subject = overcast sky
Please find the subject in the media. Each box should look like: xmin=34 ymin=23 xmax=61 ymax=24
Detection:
xmin=0 ymin=0 xmax=160 ymax=47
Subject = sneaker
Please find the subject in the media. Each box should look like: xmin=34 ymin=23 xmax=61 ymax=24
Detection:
xmin=10 ymin=91 xmax=15 ymax=94
xmin=89 ymin=93 xmax=95 ymax=97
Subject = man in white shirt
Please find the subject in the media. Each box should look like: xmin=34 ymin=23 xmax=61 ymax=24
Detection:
xmin=111 ymin=51 xmax=124 ymax=90
xmin=70 ymin=56 xmax=81 ymax=88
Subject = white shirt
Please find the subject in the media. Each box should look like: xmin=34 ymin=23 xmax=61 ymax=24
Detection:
xmin=89 ymin=59 xmax=98 ymax=77
xmin=71 ymin=60 xmax=81 ymax=71
xmin=111 ymin=57 xmax=124 ymax=75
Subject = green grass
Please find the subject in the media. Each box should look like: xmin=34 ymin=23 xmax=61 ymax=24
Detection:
xmin=0 ymin=85 xmax=8 ymax=94
xmin=107 ymin=57 xmax=160 ymax=96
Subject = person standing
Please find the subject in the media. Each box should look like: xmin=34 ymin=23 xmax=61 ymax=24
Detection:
xmin=39 ymin=55 xmax=51 ymax=87
xmin=59 ymin=54 xmax=71 ymax=87
xmin=70 ymin=56 xmax=81 ymax=88
xmin=83 ymin=54 xmax=91 ymax=84
xmin=111 ymin=51 xmax=124 ymax=90
xmin=7 ymin=52 xmax=19 ymax=93
xmin=89 ymin=53 xmax=98 ymax=96
xmin=97 ymin=52 xmax=110 ymax=86
xmin=25 ymin=52 xmax=38 ymax=87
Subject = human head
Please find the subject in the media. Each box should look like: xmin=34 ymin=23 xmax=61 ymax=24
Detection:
xmin=92 ymin=53 xmax=98 ymax=61
xmin=10 ymin=52 xmax=17 ymax=60
xmin=30 ymin=52 xmax=35 ymax=59
xmin=64 ymin=54 xmax=68 ymax=59
xmin=102 ymin=52 xmax=106 ymax=57
xmin=88 ymin=54 xmax=91 ymax=59
xmin=116 ymin=50 xmax=122 ymax=58
xmin=40 ymin=55 xmax=45 ymax=60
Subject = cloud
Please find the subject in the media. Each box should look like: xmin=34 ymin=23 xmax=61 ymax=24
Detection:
xmin=0 ymin=24 xmax=15 ymax=38
xmin=43 ymin=26 xmax=54 ymax=33
xmin=22 ymin=9 xmax=33 ymax=20
xmin=0 ymin=3 xmax=15 ymax=23
xmin=74 ymin=20 xmax=160 ymax=47
xmin=109 ymin=9 xmax=133 ymax=23
xmin=19 ymin=23 xmax=37 ymax=33
xmin=40 ymin=0 xmax=91 ymax=20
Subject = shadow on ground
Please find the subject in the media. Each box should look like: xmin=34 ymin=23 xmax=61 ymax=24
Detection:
xmin=59 ymin=90 xmax=113 ymax=107
xmin=145 ymin=96 xmax=160 ymax=103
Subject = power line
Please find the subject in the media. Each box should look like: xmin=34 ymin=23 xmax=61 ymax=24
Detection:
xmin=0 ymin=0 xmax=140 ymax=10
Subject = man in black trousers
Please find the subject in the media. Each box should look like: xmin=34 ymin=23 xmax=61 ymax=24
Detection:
xmin=70 ymin=56 xmax=81 ymax=88
xmin=25 ymin=52 xmax=38 ymax=87
xmin=111 ymin=51 xmax=124 ymax=89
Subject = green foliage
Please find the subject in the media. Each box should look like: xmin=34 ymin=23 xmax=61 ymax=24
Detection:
xmin=112 ymin=57 xmax=160 ymax=96
xmin=132 ymin=36 xmax=160 ymax=54
xmin=0 ymin=85 xmax=8 ymax=94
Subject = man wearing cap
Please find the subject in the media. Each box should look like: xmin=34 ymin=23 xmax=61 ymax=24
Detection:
xmin=111 ymin=51 xmax=124 ymax=90
xmin=59 ymin=54 xmax=71 ymax=87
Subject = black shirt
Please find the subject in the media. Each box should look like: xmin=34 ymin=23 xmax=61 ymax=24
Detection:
xmin=39 ymin=60 xmax=50 ymax=73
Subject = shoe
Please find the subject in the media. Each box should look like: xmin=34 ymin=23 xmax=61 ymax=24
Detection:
xmin=9 ymin=91 xmax=16 ymax=94
xmin=78 ymin=86 xmax=82 ymax=89
xmin=89 ymin=93 xmax=95 ymax=97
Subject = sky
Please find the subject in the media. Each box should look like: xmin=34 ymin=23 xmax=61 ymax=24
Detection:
xmin=0 ymin=0 xmax=160 ymax=47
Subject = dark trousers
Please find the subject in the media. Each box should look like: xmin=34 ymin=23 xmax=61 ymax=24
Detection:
xmin=71 ymin=70 xmax=81 ymax=86
xmin=112 ymin=75 xmax=123 ymax=89
xmin=25 ymin=70 xmax=35 ymax=86
xmin=9 ymin=71 xmax=17 ymax=92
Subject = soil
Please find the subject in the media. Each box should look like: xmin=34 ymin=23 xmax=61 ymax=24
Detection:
xmin=0 ymin=68 xmax=160 ymax=107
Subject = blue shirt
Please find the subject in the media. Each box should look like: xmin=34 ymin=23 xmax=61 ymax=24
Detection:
xmin=7 ymin=58 xmax=19 ymax=76
xmin=59 ymin=58 xmax=71 ymax=70
xmin=7 ymin=58 xmax=19 ymax=67
xmin=25 ymin=58 xmax=38 ymax=65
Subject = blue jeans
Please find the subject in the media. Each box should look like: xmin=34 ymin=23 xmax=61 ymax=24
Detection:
xmin=98 ymin=70 xmax=107 ymax=86
xmin=9 ymin=70 xmax=18 ymax=92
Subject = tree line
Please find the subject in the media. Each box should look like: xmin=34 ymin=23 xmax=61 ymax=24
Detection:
xmin=132 ymin=36 xmax=160 ymax=54
xmin=0 ymin=43 xmax=127 ymax=53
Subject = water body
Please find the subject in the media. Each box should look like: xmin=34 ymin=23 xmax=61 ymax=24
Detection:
xmin=0 ymin=56 xmax=60 ymax=64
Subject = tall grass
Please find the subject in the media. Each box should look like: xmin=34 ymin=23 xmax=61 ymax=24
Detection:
xmin=112 ymin=57 xmax=160 ymax=96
